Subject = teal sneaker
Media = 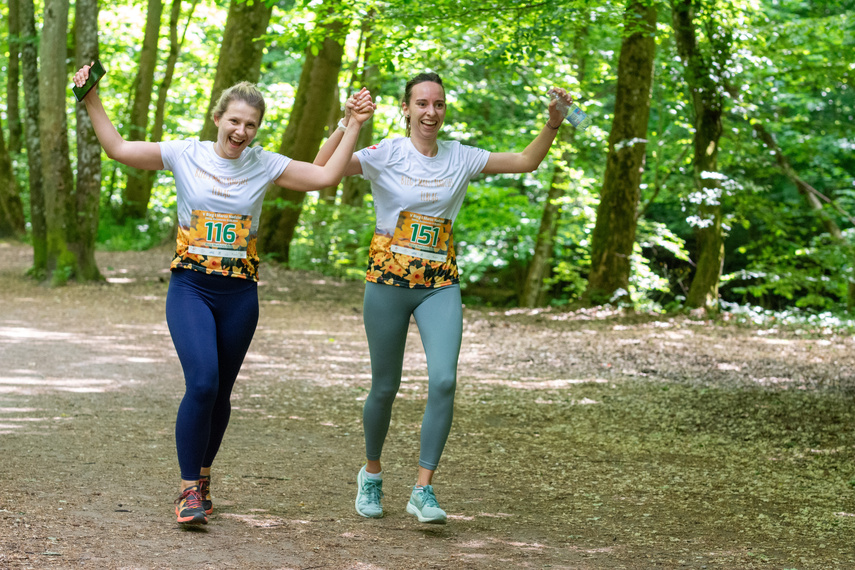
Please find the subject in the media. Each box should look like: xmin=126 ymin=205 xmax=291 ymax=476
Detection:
xmin=355 ymin=465 xmax=384 ymax=518
xmin=406 ymin=485 xmax=447 ymax=524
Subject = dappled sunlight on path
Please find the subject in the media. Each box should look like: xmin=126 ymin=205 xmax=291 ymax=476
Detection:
xmin=2 ymin=243 xmax=855 ymax=568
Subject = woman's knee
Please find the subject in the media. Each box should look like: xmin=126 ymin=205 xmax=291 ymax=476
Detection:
xmin=183 ymin=372 xmax=221 ymax=406
xmin=367 ymin=384 xmax=399 ymax=407
xmin=428 ymin=374 xmax=457 ymax=400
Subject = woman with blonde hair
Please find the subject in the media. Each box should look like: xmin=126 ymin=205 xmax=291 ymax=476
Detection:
xmin=73 ymin=64 xmax=375 ymax=525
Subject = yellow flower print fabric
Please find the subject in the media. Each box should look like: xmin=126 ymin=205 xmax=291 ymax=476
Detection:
xmin=171 ymin=210 xmax=259 ymax=280
xmin=355 ymin=138 xmax=491 ymax=290
xmin=158 ymin=139 xmax=291 ymax=282
xmin=366 ymin=231 xmax=459 ymax=289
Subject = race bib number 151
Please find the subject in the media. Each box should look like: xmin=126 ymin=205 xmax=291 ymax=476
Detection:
xmin=188 ymin=210 xmax=251 ymax=259
xmin=390 ymin=210 xmax=452 ymax=262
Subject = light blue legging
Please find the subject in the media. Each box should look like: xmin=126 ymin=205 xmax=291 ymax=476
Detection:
xmin=362 ymin=282 xmax=463 ymax=470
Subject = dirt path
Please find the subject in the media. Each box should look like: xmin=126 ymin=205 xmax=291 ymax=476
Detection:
xmin=1 ymin=240 xmax=855 ymax=569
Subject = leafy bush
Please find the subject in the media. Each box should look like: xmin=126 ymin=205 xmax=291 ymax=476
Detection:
xmin=287 ymin=196 xmax=375 ymax=280
xmin=723 ymin=230 xmax=855 ymax=311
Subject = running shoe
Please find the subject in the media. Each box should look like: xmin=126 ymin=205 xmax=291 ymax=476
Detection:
xmin=355 ymin=465 xmax=384 ymax=518
xmin=406 ymin=485 xmax=447 ymax=524
xmin=175 ymin=485 xmax=208 ymax=525
xmin=198 ymin=475 xmax=213 ymax=515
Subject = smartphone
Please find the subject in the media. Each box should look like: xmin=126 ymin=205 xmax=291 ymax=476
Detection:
xmin=73 ymin=60 xmax=106 ymax=102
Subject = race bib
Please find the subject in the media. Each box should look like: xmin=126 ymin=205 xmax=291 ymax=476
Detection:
xmin=187 ymin=210 xmax=251 ymax=259
xmin=390 ymin=210 xmax=453 ymax=262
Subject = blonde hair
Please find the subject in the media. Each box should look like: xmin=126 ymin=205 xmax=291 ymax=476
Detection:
xmin=211 ymin=81 xmax=266 ymax=123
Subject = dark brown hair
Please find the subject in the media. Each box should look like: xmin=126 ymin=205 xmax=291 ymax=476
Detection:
xmin=402 ymin=72 xmax=444 ymax=137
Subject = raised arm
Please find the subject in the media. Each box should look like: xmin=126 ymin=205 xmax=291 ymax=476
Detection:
xmin=73 ymin=64 xmax=164 ymax=170
xmin=277 ymin=89 xmax=374 ymax=190
xmin=481 ymin=87 xmax=573 ymax=175
xmin=311 ymin=88 xmax=373 ymax=177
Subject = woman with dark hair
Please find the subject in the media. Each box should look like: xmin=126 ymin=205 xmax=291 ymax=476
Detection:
xmin=316 ymin=72 xmax=573 ymax=523
xmin=73 ymin=64 xmax=375 ymax=525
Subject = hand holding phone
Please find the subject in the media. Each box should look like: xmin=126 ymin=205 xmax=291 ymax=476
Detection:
xmin=72 ymin=61 xmax=106 ymax=102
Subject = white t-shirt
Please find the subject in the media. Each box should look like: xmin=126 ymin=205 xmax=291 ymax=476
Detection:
xmin=356 ymin=137 xmax=490 ymax=288
xmin=160 ymin=140 xmax=291 ymax=280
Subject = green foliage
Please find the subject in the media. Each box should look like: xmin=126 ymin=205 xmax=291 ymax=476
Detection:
xmin=286 ymin=196 xmax=375 ymax=280
xmin=2 ymin=0 xmax=852 ymax=312
xmin=724 ymin=230 xmax=855 ymax=311
xmin=633 ymin=220 xmax=692 ymax=311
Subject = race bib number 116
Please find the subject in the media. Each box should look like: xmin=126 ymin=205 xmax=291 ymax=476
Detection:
xmin=188 ymin=210 xmax=251 ymax=259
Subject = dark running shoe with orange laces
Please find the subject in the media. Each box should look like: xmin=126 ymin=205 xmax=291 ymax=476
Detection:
xmin=198 ymin=475 xmax=213 ymax=515
xmin=175 ymin=485 xmax=208 ymax=525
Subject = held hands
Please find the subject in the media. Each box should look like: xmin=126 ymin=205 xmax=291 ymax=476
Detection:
xmin=343 ymin=87 xmax=376 ymax=127
xmin=546 ymin=87 xmax=573 ymax=129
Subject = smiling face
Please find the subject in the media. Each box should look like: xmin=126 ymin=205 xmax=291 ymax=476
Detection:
xmin=213 ymin=100 xmax=261 ymax=160
xmin=403 ymin=81 xmax=446 ymax=142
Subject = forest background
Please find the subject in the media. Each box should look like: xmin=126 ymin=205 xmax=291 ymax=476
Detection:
xmin=0 ymin=0 xmax=853 ymax=321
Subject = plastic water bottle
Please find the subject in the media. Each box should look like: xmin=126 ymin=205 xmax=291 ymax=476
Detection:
xmin=550 ymin=90 xmax=591 ymax=131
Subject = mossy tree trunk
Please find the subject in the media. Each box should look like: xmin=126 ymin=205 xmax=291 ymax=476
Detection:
xmin=119 ymin=0 xmax=163 ymax=221
xmin=672 ymin=0 xmax=726 ymax=312
xmin=520 ymin=22 xmax=589 ymax=308
xmin=258 ymin=3 xmax=347 ymax=264
xmin=20 ymin=0 xmax=45 ymax=274
xmin=582 ymin=0 xmax=657 ymax=307
xmin=71 ymin=0 xmax=103 ymax=281
xmin=39 ymin=0 xmax=76 ymax=285
xmin=198 ymin=0 xmax=272 ymax=142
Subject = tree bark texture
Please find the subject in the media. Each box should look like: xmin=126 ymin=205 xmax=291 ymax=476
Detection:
xmin=120 ymin=0 xmax=164 ymax=220
xmin=318 ymin=82 xmax=343 ymax=203
xmin=672 ymin=0 xmax=725 ymax=311
xmin=140 ymin=0 xmax=200 ymax=222
xmin=6 ymin=0 xmax=23 ymax=153
xmin=72 ymin=0 xmax=103 ymax=281
xmin=39 ymin=0 xmax=76 ymax=284
xmin=583 ymin=0 xmax=657 ymax=306
xmin=520 ymin=161 xmax=567 ymax=307
xmin=199 ymin=0 xmax=272 ymax=142
xmin=0 ymin=119 xmax=25 ymax=236
xmin=20 ymin=0 xmax=45 ymax=272
xmin=258 ymin=14 xmax=347 ymax=264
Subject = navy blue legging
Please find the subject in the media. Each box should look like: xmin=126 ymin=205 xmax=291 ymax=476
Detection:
xmin=166 ymin=269 xmax=258 ymax=481
xmin=362 ymin=282 xmax=463 ymax=470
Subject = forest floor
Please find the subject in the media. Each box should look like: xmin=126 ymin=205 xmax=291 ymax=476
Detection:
xmin=1 ymin=240 xmax=855 ymax=569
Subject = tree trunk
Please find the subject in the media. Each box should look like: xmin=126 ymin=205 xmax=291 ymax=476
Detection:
xmin=71 ymin=0 xmax=103 ymax=281
xmin=258 ymin=11 xmax=347 ymax=264
xmin=318 ymin=82 xmax=343 ymax=203
xmin=520 ymin=163 xmax=563 ymax=307
xmin=340 ymin=21 xmax=378 ymax=208
xmin=140 ymin=0 xmax=200 ymax=209
xmin=520 ymin=23 xmax=589 ymax=308
xmin=6 ymin=0 xmax=23 ymax=153
xmin=672 ymin=0 xmax=725 ymax=311
xmin=199 ymin=0 xmax=272 ymax=142
xmin=39 ymin=0 xmax=76 ymax=285
xmin=582 ymin=0 xmax=657 ymax=306
xmin=0 ymin=118 xmax=25 ymax=237
xmin=120 ymin=0 xmax=163 ymax=221
xmin=20 ymin=0 xmax=45 ymax=273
